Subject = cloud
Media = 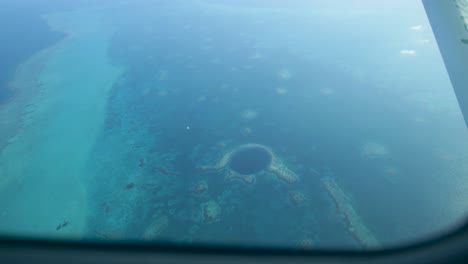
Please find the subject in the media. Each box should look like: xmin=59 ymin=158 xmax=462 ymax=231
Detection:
xmin=410 ymin=25 xmax=424 ymax=31
xmin=400 ymin=49 xmax=417 ymax=55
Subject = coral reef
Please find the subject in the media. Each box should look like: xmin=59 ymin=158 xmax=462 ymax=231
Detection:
xmin=202 ymin=200 xmax=221 ymax=224
xmin=289 ymin=191 xmax=306 ymax=206
xmin=227 ymin=171 xmax=255 ymax=185
xmin=192 ymin=181 xmax=208 ymax=195
xmin=267 ymin=157 xmax=298 ymax=184
xmin=143 ymin=215 xmax=169 ymax=240
xmin=322 ymin=177 xmax=379 ymax=248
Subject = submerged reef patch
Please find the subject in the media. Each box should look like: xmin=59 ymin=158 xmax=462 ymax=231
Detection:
xmin=322 ymin=177 xmax=379 ymax=248
xmin=227 ymin=171 xmax=256 ymax=185
xmin=143 ymin=215 xmax=169 ymax=240
xmin=289 ymin=190 xmax=307 ymax=206
xmin=202 ymin=200 xmax=221 ymax=224
xmin=191 ymin=181 xmax=208 ymax=195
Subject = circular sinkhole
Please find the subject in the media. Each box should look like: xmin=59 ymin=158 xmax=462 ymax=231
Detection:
xmin=229 ymin=146 xmax=272 ymax=175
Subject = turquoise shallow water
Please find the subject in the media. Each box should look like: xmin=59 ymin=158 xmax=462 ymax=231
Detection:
xmin=0 ymin=10 xmax=123 ymax=238
xmin=1 ymin=1 xmax=468 ymax=249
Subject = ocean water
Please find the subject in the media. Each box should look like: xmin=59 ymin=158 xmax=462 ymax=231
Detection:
xmin=1 ymin=0 xmax=468 ymax=250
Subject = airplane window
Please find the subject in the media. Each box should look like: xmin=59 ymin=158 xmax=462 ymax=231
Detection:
xmin=1 ymin=0 xmax=468 ymax=250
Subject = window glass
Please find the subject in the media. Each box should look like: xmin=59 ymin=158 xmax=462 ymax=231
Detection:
xmin=0 ymin=0 xmax=467 ymax=250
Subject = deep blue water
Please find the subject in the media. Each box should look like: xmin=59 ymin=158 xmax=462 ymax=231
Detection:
xmin=85 ymin=1 xmax=463 ymax=247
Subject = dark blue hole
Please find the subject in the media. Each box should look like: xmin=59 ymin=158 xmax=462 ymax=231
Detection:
xmin=230 ymin=147 xmax=272 ymax=175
